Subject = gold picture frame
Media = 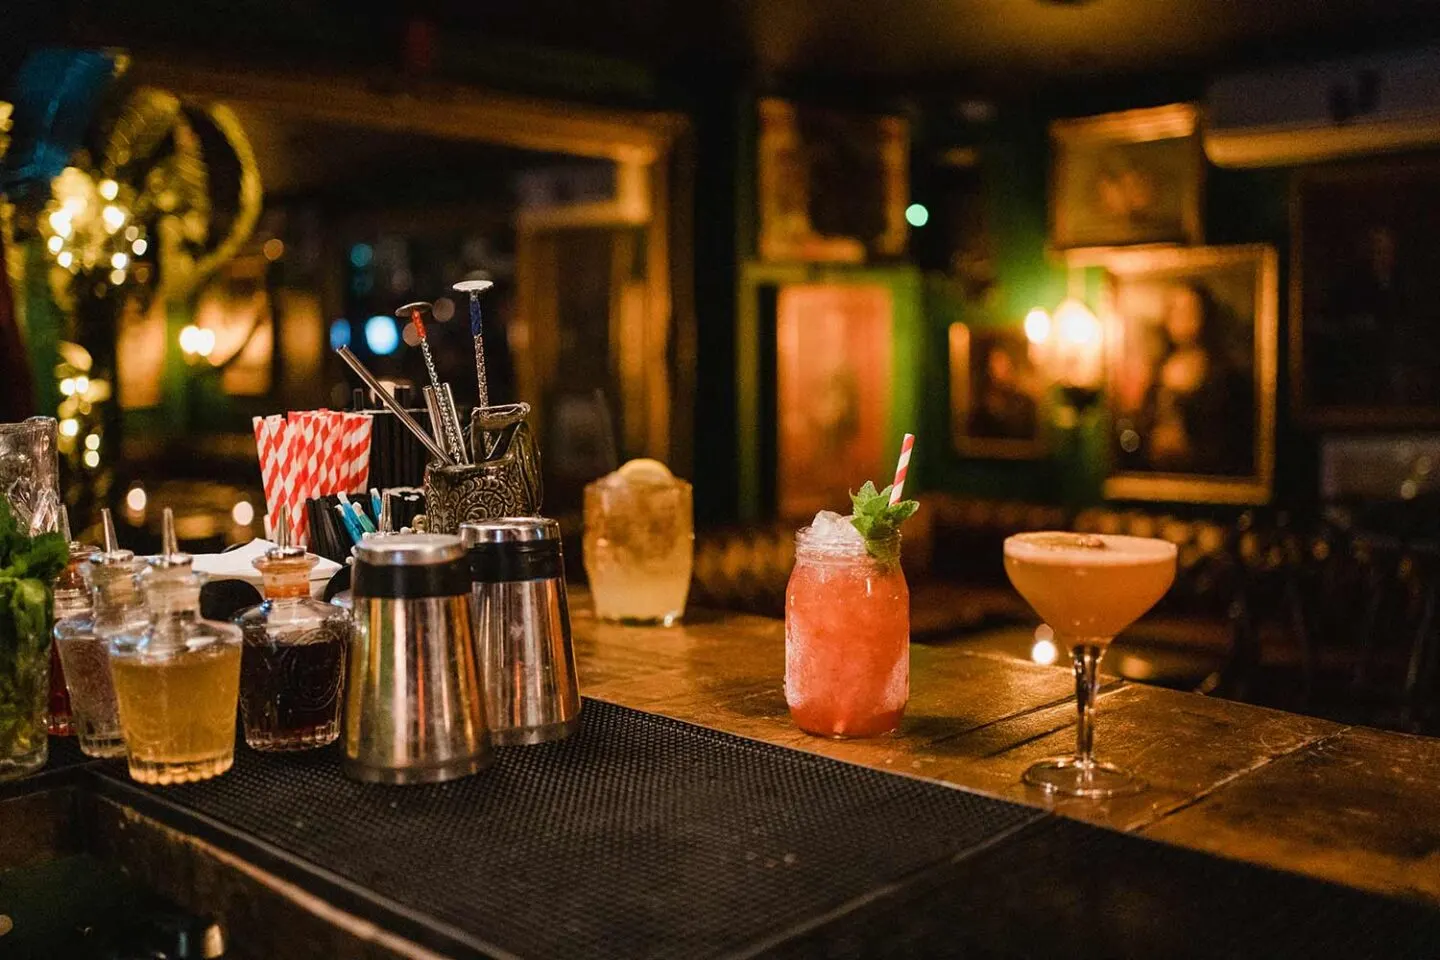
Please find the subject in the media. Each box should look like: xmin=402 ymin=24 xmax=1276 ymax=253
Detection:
xmin=1101 ymin=244 xmax=1277 ymax=504
xmin=757 ymin=98 xmax=908 ymax=264
xmin=949 ymin=323 xmax=1048 ymax=460
xmin=1050 ymin=103 xmax=1203 ymax=254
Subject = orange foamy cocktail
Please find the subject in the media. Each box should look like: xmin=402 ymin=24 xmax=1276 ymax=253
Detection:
xmin=1002 ymin=531 xmax=1177 ymax=798
xmin=1003 ymin=532 xmax=1177 ymax=645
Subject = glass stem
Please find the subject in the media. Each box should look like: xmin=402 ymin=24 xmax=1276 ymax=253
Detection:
xmin=1071 ymin=642 xmax=1107 ymax=770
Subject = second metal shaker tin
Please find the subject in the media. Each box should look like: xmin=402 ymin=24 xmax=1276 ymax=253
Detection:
xmin=460 ymin=518 xmax=581 ymax=745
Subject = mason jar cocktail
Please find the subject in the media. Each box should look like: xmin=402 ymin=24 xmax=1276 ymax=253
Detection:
xmin=785 ymin=513 xmax=909 ymax=738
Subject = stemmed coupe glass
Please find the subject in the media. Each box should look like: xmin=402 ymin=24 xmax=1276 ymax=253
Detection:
xmin=1003 ymin=532 xmax=1177 ymax=797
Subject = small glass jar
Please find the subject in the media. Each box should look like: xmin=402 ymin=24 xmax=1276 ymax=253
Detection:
xmin=48 ymin=538 xmax=96 ymax=736
xmin=233 ymin=534 xmax=350 ymax=752
xmin=53 ymin=520 xmax=136 ymax=759
xmin=784 ymin=527 xmax=909 ymax=738
xmin=109 ymin=509 xmax=242 ymax=785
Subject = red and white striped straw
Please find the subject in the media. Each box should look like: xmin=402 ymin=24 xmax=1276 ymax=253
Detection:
xmin=889 ymin=433 xmax=915 ymax=505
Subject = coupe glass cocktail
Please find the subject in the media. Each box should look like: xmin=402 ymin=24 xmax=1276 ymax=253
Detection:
xmin=1003 ymin=532 xmax=1176 ymax=797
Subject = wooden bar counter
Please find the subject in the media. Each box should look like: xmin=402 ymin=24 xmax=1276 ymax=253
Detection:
xmin=571 ymin=590 xmax=1440 ymax=906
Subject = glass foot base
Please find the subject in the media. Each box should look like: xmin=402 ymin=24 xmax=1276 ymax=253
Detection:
xmin=0 ymin=750 xmax=47 ymax=782
xmin=127 ymin=751 xmax=234 ymax=785
xmin=600 ymin=613 xmax=682 ymax=627
xmin=245 ymin=722 xmax=340 ymax=752
xmin=1022 ymin=757 xmax=1146 ymax=798
xmin=76 ymin=735 xmax=127 ymax=759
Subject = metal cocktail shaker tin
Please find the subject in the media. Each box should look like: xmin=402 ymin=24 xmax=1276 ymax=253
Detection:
xmin=460 ymin=518 xmax=581 ymax=745
xmin=343 ymin=534 xmax=492 ymax=783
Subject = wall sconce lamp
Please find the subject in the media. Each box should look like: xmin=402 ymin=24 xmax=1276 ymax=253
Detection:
xmin=1025 ymin=298 xmax=1104 ymax=412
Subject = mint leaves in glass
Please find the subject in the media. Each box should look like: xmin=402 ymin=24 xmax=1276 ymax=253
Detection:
xmin=0 ymin=500 xmax=70 ymax=779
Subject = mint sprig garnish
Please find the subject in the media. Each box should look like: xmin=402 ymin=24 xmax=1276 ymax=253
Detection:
xmin=849 ymin=481 xmax=919 ymax=564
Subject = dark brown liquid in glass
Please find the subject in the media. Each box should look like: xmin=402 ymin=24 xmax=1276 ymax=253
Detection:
xmin=239 ymin=623 xmax=347 ymax=750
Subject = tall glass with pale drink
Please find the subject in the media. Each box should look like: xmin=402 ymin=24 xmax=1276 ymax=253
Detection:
xmin=1004 ymin=532 xmax=1176 ymax=797
xmin=583 ymin=459 xmax=694 ymax=625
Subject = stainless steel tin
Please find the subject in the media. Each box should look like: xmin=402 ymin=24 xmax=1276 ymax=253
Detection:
xmin=343 ymin=534 xmax=492 ymax=783
xmin=460 ymin=518 xmax=581 ymax=745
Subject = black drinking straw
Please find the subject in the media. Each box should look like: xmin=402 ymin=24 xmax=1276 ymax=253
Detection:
xmin=335 ymin=347 xmax=451 ymax=465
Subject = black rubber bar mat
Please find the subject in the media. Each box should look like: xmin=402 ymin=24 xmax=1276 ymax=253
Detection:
xmin=767 ymin=815 xmax=1440 ymax=960
xmin=90 ymin=699 xmax=1041 ymax=960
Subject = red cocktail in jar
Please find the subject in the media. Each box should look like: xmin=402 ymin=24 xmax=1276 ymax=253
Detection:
xmin=785 ymin=505 xmax=911 ymax=738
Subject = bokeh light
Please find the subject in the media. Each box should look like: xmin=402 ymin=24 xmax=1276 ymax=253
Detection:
xmin=365 ymin=315 xmax=400 ymax=355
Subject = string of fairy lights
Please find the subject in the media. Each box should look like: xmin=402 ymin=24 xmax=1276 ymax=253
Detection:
xmin=40 ymin=166 xmax=150 ymax=288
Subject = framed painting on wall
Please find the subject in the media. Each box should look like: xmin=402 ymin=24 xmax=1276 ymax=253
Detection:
xmin=1102 ymin=244 xmax=1277 ymax=504
xmin=758 ymin=98 xmax=908 ymax=264
xmin=1050 ymin=103 xmax=1203 ymax=253
xmin=776 ymin=283 xmax=894 ymax=519
xmin=948 ymin=323 xmax=1047 ymax=459
xmin=1292 ymin=158 xmax=1440 ymax=427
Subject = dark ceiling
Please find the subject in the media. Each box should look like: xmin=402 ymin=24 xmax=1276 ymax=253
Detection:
xmin=425 ymin=0 xmax=1440 ymax=81
xmin=232 ymin=108 xmax=592 ymax=197
xmin=18 ymin=0 xmax=1440 ymax=92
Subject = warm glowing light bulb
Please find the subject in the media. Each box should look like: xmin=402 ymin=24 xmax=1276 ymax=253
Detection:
xmin=84 ymin=433 xmax=100 ymax=451
xmin=132 ymin=238 xmax=148 ymax=256
xmin=99 ymin=179 xmax=119 ymax=201
xmin=196 ymin=329 xmax=216 ymax=357
xmin=74 ymin=376 xmax=89 ymax=395
xmin=1056 ymin=299 xmax=1101 ymax=346
xmin=57 ymin=251 xmax=74 ymax=269
xmin=82 ymin=450 xmax=100 ymax=469
xmin=59 ymin=418 xmax=79 ymax=438
xmin=179 ymin=325 xmax=201 ymax=355
xmin=47 ymin=236 xmax=63 ymax=254
xmin=1031 ymin=624 xmax=1058 ymax=665
xmin=905 ymin=202 xmax=930 ymax=227
xmin=232 ymin=501 xmax=255 ymax=526
xmin=1024 ymin=308 xmax=1052 ymax=345
xmin=125 ymin=487 xmax=147 ymax=512
xmin=102 ymin=205 xmax=126 ymax=233
xmin=59 ymin=378 xmax=76 ymax=397
xmin=111 ymin=252 xmax=128 ymax=270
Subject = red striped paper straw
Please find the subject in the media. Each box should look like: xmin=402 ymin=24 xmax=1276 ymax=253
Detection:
xmin=252 ymin=415 xmax=288 ymax=522
xmin=889 ymin=433 xmax=915 ymax=505
xmin=339 ymin=412 xmax=373 ymax=492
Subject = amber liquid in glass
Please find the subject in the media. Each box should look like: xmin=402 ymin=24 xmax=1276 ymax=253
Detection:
xmin=111 ymin=641 xmax=242 ymax=785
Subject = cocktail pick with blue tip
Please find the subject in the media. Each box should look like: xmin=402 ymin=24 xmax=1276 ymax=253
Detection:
xmin=452 ymin=279 xmax=495 ymax=411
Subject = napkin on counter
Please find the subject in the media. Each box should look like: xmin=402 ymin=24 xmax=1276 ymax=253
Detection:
xmin=191 ymin=539 xmax=342 ymax=594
